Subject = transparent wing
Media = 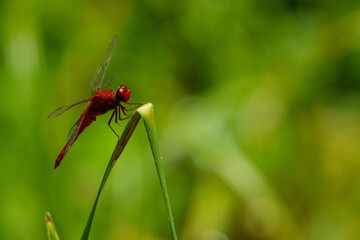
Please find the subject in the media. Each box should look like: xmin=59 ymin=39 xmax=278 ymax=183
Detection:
xmin=47 ymin=98 xmax=90 ymax=119
xmin=64 ymin=113 xmax=87 ymax=155
xmin=101 ymin=68 xmax=120 ymax=90
xmin=66 ymin=118 xmax=81 ymax=141
xmin=90 ymin=35 xmax=118 ymax=94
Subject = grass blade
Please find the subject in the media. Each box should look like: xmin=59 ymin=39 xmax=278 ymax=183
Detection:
xmin=81 ymin=103 xmax=177 ymax=240
xmin=45 ymin=212 xmax=60 ymax=240
xmin=137 ymin=104 xmax=177 ymax=240
xmin=80 ymin=109 xmax=141 ymax=240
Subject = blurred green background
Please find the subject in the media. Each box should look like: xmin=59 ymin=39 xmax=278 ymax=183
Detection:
xmin=1 ymin=0 xmax=360 ymax=239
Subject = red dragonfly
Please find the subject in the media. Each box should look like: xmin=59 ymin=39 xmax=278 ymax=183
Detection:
xmin=48 ymin=36 xmax=142 ymax=169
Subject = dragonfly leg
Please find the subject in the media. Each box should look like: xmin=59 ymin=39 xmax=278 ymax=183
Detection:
xmin=119 ymin=104 xmax=133 ymax=116
xmin=124 ymin=106 xmax=139 ymax=111
xmin=114 ymin=106 xmax=131 ymax=126
xmin=108 ymin=109 xmax=119 ymax=138
xmin=124 ymin=102 xmax=143 ymax=111
xmin=117 ymin=106 xmax=131 ymax=121
xmin=125 ymin=102 xmax=142 ymax=105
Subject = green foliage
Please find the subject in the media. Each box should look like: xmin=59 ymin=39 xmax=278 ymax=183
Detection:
xmin=1 ymin=0 xmax=360 ymax=239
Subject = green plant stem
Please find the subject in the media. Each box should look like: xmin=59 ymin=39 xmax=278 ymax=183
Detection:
xmin=81 ymin=103 xmax=176 ymax=240
xmin=138 ymin=104 xmax=177 ymax=240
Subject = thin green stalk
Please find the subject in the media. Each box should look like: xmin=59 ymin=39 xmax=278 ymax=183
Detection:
xmin=137 ymin=104 xmax=177 ymax=240
xmin=45 ymin=212 xmax=60 ymax=240
xmin=81 ymin=103 xmax=177 ymax=240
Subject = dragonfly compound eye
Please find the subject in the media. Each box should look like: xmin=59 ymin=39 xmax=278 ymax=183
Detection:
xmin=116 ymin=85 xmax=131 ymax=102
xmin=124 ymin=89 xmax=131 ymax=101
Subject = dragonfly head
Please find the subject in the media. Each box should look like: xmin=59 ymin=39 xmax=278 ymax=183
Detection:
xmin=116 ymin=85 xmax=131 ymax=102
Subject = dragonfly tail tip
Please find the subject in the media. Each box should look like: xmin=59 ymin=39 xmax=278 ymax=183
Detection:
xmin=54 ymin=159 xmax=61 ymax=169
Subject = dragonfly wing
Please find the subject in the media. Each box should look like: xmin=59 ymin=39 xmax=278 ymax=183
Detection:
xmin=101 ymin=68 xmax=120 ymax=90
xmin=90 ymin=35 xmax=118 ymax=94
xmin=64 ymin=113 xmax=86 ymax=155
xmin=47 ymin=98 xmax=90 ymax=118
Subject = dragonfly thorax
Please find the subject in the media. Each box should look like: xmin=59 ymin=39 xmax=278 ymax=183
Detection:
xmin=116 ymin=85 xmax=131 ymax=102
